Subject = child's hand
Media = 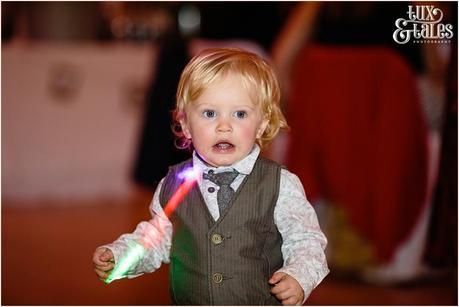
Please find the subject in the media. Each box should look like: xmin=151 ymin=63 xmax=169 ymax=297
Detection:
xmin=92 ymin=247 xmax=115 ymax=281
xmin=269 ymin=272 xmax=304 ymax=305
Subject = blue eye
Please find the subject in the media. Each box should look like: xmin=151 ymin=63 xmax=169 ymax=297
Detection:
xmin=203 ymin=110 xmax=216 ymax=118
xmin=234 ymin=111 xmax=247 ymax=119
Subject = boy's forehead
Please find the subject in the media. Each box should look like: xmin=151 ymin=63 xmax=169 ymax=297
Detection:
xmin=193 ymin=72 xmax=258 ymax=103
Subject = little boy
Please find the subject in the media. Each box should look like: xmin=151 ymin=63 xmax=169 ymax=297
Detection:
xmin=93 ymin=48 xmax=329 ymax=305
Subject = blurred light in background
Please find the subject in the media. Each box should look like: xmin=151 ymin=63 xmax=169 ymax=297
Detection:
xmin=178 ymin=5 xmax=201 ymax=37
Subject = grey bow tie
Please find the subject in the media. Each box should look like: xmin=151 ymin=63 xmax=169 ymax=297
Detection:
xmin=203 ymin=170 xmax=239 ymax=214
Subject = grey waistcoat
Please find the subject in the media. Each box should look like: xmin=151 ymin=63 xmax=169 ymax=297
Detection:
xmin=159 ymin=157 xmax=283 ymax=305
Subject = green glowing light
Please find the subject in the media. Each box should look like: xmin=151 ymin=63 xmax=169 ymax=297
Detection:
xmin=104 ymin=173 xmax=198 ymax=285
xmin=104 ymin=241 xmax=146 ymax=284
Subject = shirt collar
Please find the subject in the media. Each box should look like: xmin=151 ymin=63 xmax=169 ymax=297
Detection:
xmin=192 ymin=144 xmax=260 ymax=177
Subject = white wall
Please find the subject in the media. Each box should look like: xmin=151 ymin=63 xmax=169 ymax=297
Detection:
xmin=2 ymin=43 xmax=157 ymax=201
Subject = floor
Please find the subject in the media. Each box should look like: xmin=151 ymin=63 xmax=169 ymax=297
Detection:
xmin=2 ymin=194 xmax=457 ymax=305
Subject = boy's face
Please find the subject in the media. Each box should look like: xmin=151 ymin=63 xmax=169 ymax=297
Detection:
xmin=179 ymin=72 xmax=268 ymax=167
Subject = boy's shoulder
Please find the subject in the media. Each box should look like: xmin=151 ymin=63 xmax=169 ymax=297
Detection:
xmin=159 ymin=158 xmax=193 ymax=205
xmin=257 ymin=156 xmax=288 ymax=171
xmin=167 ymin=158 xmax=194 ymax=173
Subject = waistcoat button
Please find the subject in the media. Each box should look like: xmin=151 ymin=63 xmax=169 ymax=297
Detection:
xmin=212 ymin=272 xmax=223 ymax=284
xmin=211 ymin=233 xmax=223 ymax=244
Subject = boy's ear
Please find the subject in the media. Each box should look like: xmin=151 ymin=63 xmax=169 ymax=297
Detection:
xmin=178 ymin=113 xmax=192 ymax=139
xmin=256 ymin=117 xmax=269 ymax=139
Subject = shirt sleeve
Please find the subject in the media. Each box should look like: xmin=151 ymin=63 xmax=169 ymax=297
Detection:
xmin=274 ymin=169 xmax=329 ymax=302
xmin=101 ymin=178 xmax=173 ymax=280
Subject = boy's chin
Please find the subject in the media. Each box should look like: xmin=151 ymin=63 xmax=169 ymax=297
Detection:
xmin=205 ymin=159 xmax=234 ymax=168
xmin=195 ymin=152 xmax=227 ymax=168
xmin=203 ymin=155 xmax=240 ymax=168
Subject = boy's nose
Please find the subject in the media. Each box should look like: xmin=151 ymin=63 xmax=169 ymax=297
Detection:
xmin=216 ymin=119 xmax=232 ymax=133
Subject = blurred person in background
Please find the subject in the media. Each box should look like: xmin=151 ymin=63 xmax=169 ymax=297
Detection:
xmin=270 ymin=1 xmax=456 ymax=284
xmin=423 ymin=37 xmax=458 ymax=280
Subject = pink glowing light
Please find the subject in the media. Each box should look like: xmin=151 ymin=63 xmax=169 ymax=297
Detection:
xmin=164 ymin=166 xmax=200 ymax=217
xmin=105 ymin=165 xmax=201 ymax=284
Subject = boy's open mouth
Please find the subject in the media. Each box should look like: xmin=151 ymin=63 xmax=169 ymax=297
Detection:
xmin=213 ymin=142 xmax=235 ymax=151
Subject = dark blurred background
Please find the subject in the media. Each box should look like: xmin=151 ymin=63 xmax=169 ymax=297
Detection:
xmin=2 ymin=1 xmax=457 ymax=305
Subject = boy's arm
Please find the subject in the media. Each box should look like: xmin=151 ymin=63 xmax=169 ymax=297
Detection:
xmin=274 ymin=169 xmax=329 ymax=302
xmin=101 ymin=178 xmax=173 ymax=280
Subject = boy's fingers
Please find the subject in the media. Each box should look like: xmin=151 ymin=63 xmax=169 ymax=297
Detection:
xmin=92 ymin=248 xmax=106 ymax=265
xmin=270 ymin=281 xmax=290 ymax=295
xmin=95 ymin=262 xmax=114 ymax=271
xmin=275 ymin=288 xmax=295 ymax=301
xmin=100 ymin=250 xmax=114 ymax=262
xmin=94 ymin=268 xmax=109 ymax=279
xmin=269 ymin=271 xmax=286 ymax=285
xmin=93 ymin=248 xmax=114 ymax=266
xmin=93 ymin=257 xmax=105 ymax=266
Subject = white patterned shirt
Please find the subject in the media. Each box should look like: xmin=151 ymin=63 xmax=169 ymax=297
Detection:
xmin=104 ymin=145 xmax=329 ymax=301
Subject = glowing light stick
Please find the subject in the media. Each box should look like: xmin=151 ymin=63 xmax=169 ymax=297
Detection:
xmin=104 ymin=166 xmax=200 ymax=284
xmin=104 ymin=241 xmax=146 ymax=284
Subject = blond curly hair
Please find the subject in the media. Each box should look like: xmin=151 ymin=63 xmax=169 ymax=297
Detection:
xmin=173 ymin=48 xmax=289 ymax=150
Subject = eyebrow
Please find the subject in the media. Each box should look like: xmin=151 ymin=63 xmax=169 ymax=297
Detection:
xmin=236 ymin=104 xmax=256 ymax=111
xmin=194 ymin=102 xmax=256 ymax=111
xmin=194 ymin=102 xmax=214 ymax=108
